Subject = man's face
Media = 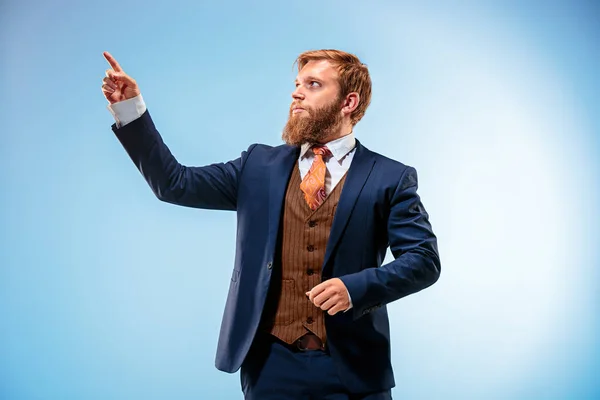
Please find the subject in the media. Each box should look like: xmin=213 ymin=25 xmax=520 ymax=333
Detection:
xmin=282 ymin=60 xmax=344 ymax=146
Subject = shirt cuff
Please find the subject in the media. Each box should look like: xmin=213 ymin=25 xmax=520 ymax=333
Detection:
xmin=345 ymin=288 xmax=353 ymax=312
xmin=107 ymin=94 xmax=147 ymax=128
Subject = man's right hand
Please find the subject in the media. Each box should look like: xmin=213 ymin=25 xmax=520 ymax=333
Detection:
xmin=102 ymin=51 xmax=141 ymax=104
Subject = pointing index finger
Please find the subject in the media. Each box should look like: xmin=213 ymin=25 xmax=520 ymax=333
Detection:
xmin=103 ymin=51 xmax=123 ymax=72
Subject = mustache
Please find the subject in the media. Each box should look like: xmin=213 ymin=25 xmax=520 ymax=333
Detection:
xmin=290 ymin=103 xmax=310 ymax=112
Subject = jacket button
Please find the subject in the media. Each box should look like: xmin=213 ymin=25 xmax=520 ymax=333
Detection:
xmin=307 ymin=245 xmax=315 ymax=252
xmin=267 ymin=262 xmax=272 ymax=269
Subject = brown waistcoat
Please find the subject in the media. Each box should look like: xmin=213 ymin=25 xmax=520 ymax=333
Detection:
xmin=262 ymin=162 xmax=347 ymax=345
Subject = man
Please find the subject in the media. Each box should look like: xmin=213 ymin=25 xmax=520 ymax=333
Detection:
xmin=101 ymin=49 xmax=441 ymax=399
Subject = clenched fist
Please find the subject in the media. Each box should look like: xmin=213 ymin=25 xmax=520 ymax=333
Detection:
xmin=306 ymin=278 xmax=351 ymax=315
xmin=101 ymin=51 xmax=140 ymax=104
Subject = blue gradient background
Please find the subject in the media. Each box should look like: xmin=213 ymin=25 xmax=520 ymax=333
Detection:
xmin=2 ymin=1 xmax=599 ymax=399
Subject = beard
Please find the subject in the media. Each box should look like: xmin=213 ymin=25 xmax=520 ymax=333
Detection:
xmin=281 ymin=96 xmax=343 ymax=147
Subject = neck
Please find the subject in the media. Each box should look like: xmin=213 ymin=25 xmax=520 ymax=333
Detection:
xmin=317 ymin=121 xmax=353 ymax=144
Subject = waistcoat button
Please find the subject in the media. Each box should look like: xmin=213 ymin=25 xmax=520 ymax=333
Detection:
xmin=307 ymin=245 xmax=314 ymax=252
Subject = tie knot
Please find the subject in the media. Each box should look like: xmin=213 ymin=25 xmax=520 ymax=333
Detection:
xmin=312 ymin=145 xmax=332 ymax=158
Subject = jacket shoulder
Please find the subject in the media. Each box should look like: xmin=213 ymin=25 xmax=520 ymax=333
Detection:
xmin=242 ymin=142 xmax=298 ymax=162
xmin=360 ymin=142 xmax=415 ymax=174
xmin=358 ymin=143 xmax=420 ymax=191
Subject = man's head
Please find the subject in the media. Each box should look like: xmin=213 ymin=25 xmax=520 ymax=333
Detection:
xmin=282 ymin=49 xmax=372 ymax=147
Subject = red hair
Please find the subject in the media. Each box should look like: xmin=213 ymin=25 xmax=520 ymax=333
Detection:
xmin=295 ymin=49 xmax=372 ymax=126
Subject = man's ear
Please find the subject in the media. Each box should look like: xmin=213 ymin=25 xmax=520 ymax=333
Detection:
xmin=342 ymin=92 xmax=360 ymax=116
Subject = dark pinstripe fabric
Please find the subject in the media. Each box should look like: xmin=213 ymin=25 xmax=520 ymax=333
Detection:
xmin=268 ymin=162 xmax=347 ymax=345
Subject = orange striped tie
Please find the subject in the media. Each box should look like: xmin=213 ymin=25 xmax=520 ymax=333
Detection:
xmin=300 ymin=145 xmax=332 ymax=210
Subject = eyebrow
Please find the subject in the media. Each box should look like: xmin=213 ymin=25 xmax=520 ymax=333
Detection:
xmin=294 ymin=75 xmax=323 ymax=83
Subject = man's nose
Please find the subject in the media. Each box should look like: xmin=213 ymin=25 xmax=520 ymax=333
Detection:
xmin=292 ymin=87 xmax=305 ymax=100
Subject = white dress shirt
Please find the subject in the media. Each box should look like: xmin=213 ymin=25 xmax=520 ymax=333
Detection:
xmin=107 ymin=94 xmax=148 ymax=128
xmin=298 ymin=132 xmax=356 ymax=194
xmin=108 ymin=95 xmax=356 ymax=310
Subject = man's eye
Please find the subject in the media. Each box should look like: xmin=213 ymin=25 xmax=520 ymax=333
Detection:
xmin=310 ymin=81 xmax=320 ymax=87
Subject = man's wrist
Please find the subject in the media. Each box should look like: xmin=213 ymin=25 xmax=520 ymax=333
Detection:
xmin=107 ymin=94 xmax=146 ymax=128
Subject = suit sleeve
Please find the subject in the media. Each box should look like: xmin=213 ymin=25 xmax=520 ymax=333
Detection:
xmin=339 ymin=166 xmax=441 ymax=319
xmin=112 ymin=109 xmax=255 ymax=210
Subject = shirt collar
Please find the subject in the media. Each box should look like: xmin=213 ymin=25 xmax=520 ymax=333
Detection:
xmin=299 ymin=131 xmax=356 ymax=162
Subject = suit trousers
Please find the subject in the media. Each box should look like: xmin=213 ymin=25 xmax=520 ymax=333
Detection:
xmin=240 ymin=332 xmax=392 ymax=400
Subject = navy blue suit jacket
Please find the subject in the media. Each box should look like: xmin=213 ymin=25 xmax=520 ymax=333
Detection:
xmin=112 ymin=110 xmax=441 ymax=393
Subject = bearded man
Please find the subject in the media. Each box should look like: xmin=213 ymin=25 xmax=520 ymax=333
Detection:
xmin=101 ymin=49 xmax=441 ymax=400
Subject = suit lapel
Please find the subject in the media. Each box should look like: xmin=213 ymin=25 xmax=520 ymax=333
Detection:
xmin=267 ymin=145 xmax=299 ymax=252
xmin=322 ymin=140 xmax=376 ymax=269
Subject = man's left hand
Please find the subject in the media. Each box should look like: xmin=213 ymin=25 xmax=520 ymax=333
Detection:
xmin=306 ymin=278 xmax=350 ymax=315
